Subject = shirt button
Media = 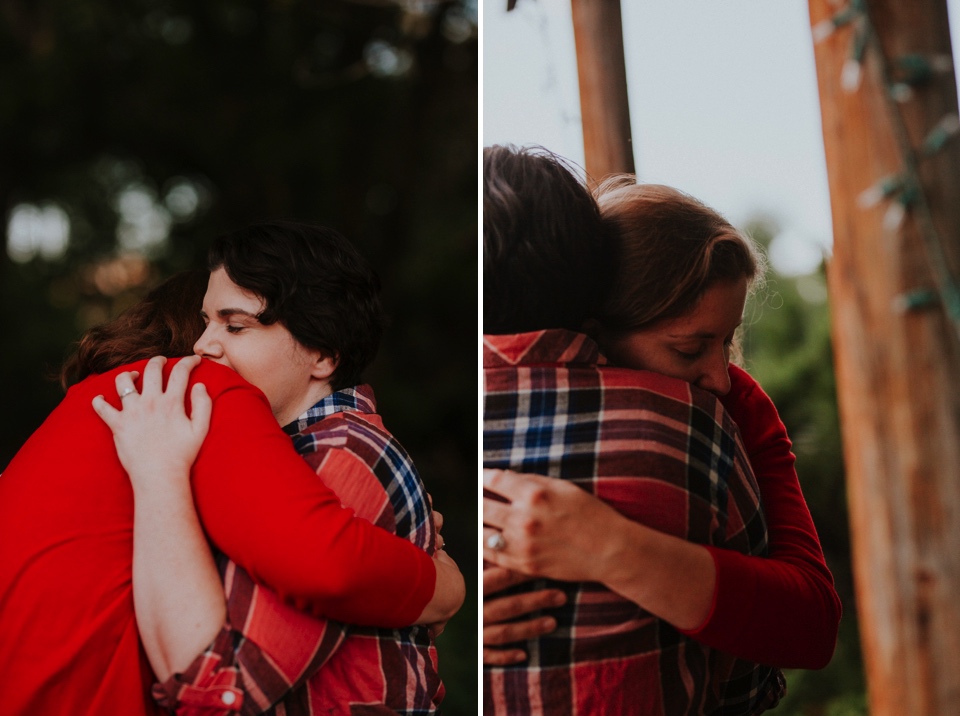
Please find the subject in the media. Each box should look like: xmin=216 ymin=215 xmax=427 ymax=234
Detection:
xmin=222 ymin=691 xmax=237 ymax=705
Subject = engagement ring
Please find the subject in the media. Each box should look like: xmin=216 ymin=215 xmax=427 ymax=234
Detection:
xmin=486 ymin=532 xmax=507 ymax=551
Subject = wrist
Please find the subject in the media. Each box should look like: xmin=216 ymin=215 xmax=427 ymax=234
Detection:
xmin=598 ymin=518 xmax=654 ymax=597
xmin=128 ymin=467 xmax=193 ymax=498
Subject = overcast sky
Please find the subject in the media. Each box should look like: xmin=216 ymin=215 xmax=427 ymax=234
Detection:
xmin=482 ymin=0 xmax=960 ymax=275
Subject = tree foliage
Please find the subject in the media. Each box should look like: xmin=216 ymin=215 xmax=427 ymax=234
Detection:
xmin=0 ymin=1 xmax=478 ymax=712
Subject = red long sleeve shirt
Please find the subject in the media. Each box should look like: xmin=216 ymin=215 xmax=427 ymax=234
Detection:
xmin=0 ymin=358 xmax=435 ymax=715
xmin=680 ymin=364 xmax=842 ymax=669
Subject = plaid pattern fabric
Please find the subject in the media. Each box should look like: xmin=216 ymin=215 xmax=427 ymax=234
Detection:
xmin=483 ymin=331 xmax=784 ymax=716
xmin=156 ymin=385 xmax=442 ymax=715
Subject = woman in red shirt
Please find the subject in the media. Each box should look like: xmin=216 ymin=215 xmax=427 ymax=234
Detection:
xmin=482 ymin=178 xmax=841 ymax=673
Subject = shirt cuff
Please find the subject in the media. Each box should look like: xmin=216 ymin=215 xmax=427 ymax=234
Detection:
xmin=152 ymin=625 xmax=245 ymax=714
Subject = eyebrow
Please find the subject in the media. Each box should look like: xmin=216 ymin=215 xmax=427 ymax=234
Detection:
xmin=668 ymin=321 xmax=743 ymax=340
xmin=200 ymin=308 xmax=262 ymax=321
xmin=668 ymin=331 xmax=718 ymax=340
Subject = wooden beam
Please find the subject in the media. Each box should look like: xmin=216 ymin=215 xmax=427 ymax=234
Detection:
xmin=807 ymin=1 xmax=960 ymax=713
xmin=570 ymin=0 xmax=634 ymax=186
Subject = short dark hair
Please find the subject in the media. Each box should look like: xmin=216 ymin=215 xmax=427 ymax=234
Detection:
xmin=483 ymin=144 xmax=613 ymax=334
xmin=208 ymin=220 xmax=384 ymax=391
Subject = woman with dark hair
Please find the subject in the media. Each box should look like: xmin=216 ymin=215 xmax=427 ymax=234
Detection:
xmin=93 ymin=221 xmax=459 ymax=714
xmin=0 ymin=268 xmax=463 ymax=715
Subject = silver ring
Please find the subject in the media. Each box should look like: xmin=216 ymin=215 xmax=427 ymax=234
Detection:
xmin=118 ymin=387 xmax=137 ymax=400
xmin=486 ymin=532 xmax=506 ymax=552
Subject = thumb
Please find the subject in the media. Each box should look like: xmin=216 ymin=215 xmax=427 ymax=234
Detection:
xmin=91 ymin=395 xmax=121 ymax=430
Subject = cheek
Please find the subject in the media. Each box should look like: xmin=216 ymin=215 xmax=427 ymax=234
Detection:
xmin=625 ymin=344 xmax=700 ymax=384
xmin=219 ymin=343 xmax=265 ymax=380
xmin=656 ymin=360 xmax=701 ymax=385
xmin=610 ymin=340 xmax=671 ymax=375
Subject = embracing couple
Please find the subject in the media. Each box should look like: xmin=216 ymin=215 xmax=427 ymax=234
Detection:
xmin=0 ymin=221 xmax=466 ymax=714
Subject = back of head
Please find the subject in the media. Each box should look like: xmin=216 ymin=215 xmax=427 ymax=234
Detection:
xmin=60 ymin=269 xmax=209 ymax=389
xmin=595 ymin=178 xmax=765 ymax=333
xmin=483 ymin=144 xmax=613 ymax=334
xmin=207 ymin=220 xmax=384 ymax=391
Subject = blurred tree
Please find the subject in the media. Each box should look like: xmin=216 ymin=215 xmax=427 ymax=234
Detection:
xmin=0 ymin=0 xmax=478 ymax=713
xmin=742 ymin=219 xmax=866 ymax=716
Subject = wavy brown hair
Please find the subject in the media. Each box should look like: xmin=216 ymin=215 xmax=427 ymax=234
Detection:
xmin=60 ymin=270 xmax=209 ymax=389
xmin=595 ymin=178 xmax=765 ymax=336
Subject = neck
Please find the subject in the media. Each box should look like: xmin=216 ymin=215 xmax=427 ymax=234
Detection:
xmin=276 ymin=381 xmax=334 ymax=427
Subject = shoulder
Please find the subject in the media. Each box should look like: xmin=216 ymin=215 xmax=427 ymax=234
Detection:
xmin=77 ymin=357 xmax=256 ymax=397
xmin=165 ymin=358 xmax=275 ymax=431
xmin=174 ymin=357 xmax=248 ymax=390
xmin=298 ymin=410 xmax=410 ymax=467
xmin=163 ymin=358 xmax=268 ymax=404
xmin=727 ymin=364 xmax=761 ymax=401
xmin=723 ymin=364 xmax=778 ymax=422
xmin=600 ymin=365 xmax=727 ymax=416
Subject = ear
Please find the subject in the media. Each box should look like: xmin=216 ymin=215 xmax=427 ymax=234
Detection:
xmin=311 ymin=352 xmax=339 ymax=381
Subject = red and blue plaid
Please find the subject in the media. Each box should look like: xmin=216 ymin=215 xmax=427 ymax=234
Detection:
xmin=483 ymin=330 xmax=785 ymax=716
xmin=155 ymin=385 xmax=442 ymax=715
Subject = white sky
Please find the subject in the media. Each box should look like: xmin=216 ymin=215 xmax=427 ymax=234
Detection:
xmin=482 ymin=0 xmax=960 ymax=275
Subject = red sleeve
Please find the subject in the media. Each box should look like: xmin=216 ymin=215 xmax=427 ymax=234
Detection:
xmin=183 ymin=359 xmax=435 ymax=627
xmin=680 ymin=364 xmax=842 ymax=669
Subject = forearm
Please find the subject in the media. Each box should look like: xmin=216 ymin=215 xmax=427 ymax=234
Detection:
xmin=682 ymin=546 xmax=840 ymax=668
xmin=194 ymin=393 xmax=437 ymax=626
xmin=132 ymin=473 xmax=226 ymax=682
xmin=483 ymin=470 xmax=717 ymax=631
xmin=415 ymin=548 xmax=466 ymax=625
xmin=593 ymin=513 xmax=716 ymax=631
xmin=714 ymin=365 xmax=841 ymax=666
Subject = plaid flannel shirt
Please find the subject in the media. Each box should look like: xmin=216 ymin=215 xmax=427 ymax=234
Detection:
xmin=483 ymin=330 xmax=785 ymax=716
xmin=155 ymin=385 xmax=442 ymax=715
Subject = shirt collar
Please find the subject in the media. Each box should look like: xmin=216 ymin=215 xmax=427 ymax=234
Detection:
xmin=483 ymin=329 xmax=608 ymax=368
xmin=282 ymin=384 xmax=377 ymax=436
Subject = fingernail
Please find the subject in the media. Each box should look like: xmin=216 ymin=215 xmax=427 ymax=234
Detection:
xmin=550 ymin=591 xmax=567 ymax=606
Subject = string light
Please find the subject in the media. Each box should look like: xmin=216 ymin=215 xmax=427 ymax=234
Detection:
xmin=892 ymin=288 xmax=938 ymax=313
xmin=841 ymin=18 xmax=869 ymax=93
xmin=890 ymin=55 xmax=955 ymax=103
xmin=856 ymin=174 xmax=903 ymax=209
xmin=919 ymin=113 xmax=960 ymax=156
xmin=811 ymin=3 xmax=862 ymax=43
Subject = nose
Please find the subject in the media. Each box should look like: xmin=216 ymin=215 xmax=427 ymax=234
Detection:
xmin=193 ymin=324 xmax=222 ymax=360
xmin=695 ymin=352 xmax=732 ymax=397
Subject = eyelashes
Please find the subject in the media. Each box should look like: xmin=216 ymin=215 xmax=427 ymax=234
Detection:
xmin=675 ymin=336 xmax=734 ymax=361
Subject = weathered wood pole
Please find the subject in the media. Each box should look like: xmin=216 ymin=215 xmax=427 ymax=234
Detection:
xmin=807 ymin=0 xmax=960 ymax=713
xmin=570 ymin=0 xmax=634 ymax=186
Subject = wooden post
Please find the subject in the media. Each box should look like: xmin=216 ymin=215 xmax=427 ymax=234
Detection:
xmin=570 ymin=0 xmax=634 ymax=186
xmin=807 ymin=1 xmax=960 ymax=713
